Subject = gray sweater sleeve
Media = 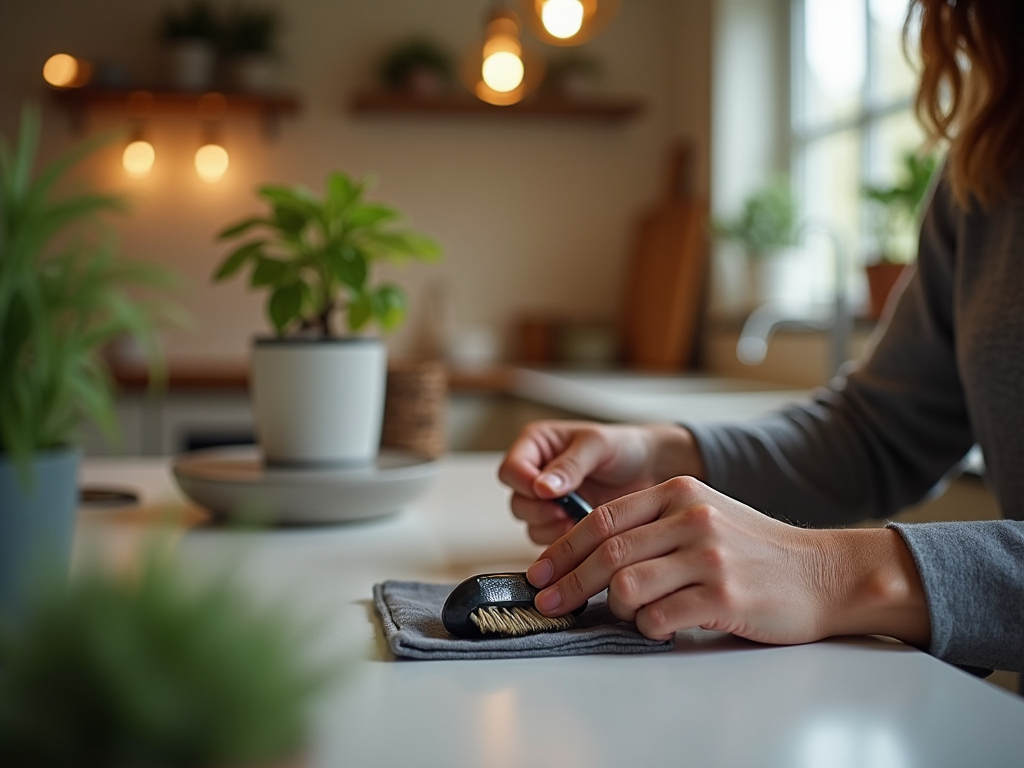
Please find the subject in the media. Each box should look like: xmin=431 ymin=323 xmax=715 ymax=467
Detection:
xmin=686 ymin=176 xmax=1024 ymax=673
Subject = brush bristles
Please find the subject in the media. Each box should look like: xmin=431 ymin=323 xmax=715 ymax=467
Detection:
xmin=470 ymin=605 xmax=577 ymax=637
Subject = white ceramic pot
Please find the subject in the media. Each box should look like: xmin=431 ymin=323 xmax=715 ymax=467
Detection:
xmin=166 ymin=38 xmax=216 ymax=91
xmin=229 ymin=54 xmax=277 ymax=93
xmin=251 ymin=338 xmax=387 ymax=467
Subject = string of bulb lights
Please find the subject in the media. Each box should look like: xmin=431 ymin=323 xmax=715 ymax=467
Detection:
xmin=40 ymin=1 xmax=618 ymax=179
xmin=472 ymin=0 xmax=619 ymax=105
xmin=43 ymin=53 xmax=231 ymax=183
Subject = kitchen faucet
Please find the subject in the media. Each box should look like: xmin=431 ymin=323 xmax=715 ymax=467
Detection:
xmin=736 ymin=220 xmax=853 ymax=378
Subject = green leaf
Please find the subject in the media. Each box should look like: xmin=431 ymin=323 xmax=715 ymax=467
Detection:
xmin=217 ymin=216 xmax=268 ymax=240
xmin=346 ymin=291 xmax=373 ymax=331
xmin=250 ymin=257 xmax=289 ymax=288
xmin=326 ymin=172 xmax=361 ymax=214
xmin=268 ymin=282 xmax=303 ymax=333
xmin=347 ymin=203 xmax=399 ymax=230
xmin=271 ymin=204 xmax=310 ymax=238
xmin=372 ymin=284 xmax=406 ymax=331
xmin=364 ymin=230 xmax=442 ymax=261
xmin=325 ymin=245 xmax=367 ymax=290
xmin=214 ymin=241 xmax=265 ymax=281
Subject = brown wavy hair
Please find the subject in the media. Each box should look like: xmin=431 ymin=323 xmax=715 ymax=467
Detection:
xmin=909 ymin=0 xmax=1024 ymax=207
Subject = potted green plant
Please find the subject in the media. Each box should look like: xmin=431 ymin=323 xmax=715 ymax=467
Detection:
xmin=378 ymin=38 xmax=455 ymax=99
xmin=223 ymin=3 xmax=281 ymax=93
xmin=160 ymin=0 xmax=221 ymax=91
xmin=713 ymin=176 xmax=799 ymax=309
xmin=0 ymin=107 xmax=176 ymax=624
xmin=542 ymin=51 xmax=602 ymax=99
xmin=212 ymin=172 xmax=441 ymax=466
xmin=0 ymin=553 xmax=328 ymax=767
xmin=862 ymin=149 xmax=938 ymax=319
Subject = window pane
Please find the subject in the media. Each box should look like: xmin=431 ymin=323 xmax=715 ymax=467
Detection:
xmin=800 ymin=129 xmax=863 ymax=300
xmin=799 ymin=0 xmax=866 ymax=129
xmin=868 ymin=0 xmax=919 ymax=107
xmin=865 ymin=111 xmax=929 ymax=263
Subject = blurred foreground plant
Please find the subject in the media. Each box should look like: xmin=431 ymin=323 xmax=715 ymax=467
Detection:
xmin=0 ymin=554 xmax=331 ymax=767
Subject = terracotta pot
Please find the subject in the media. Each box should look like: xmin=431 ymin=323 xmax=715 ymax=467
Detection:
xmin=865 ymin=261 xmax=910 ymax=320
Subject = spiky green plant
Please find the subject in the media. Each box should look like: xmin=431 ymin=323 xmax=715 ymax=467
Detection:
xmin=0 ymin=553 xmax=329 ymax=767
xmin=0 ymin=106 xmax=178 ymax=472
xmin=213 ymin=172 xmax=441 ymax=336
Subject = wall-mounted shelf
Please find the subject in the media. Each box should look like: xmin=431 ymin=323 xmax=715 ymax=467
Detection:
xmin=350 ymin=91 xmax=642 ymax=122
xmin=50 ymin=87 xmax=301 ymax=138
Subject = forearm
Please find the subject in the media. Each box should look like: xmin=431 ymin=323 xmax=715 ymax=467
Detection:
xmin=814 ymin=527 xmax=931 ymax=647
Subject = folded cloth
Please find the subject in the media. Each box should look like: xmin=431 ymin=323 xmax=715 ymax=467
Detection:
xmin=373 ymin=580 xmax=674 ymax=660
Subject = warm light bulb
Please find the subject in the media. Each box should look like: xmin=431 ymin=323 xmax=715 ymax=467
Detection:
xmin=194 ymin=143 xmax=229 ymax=182
xmin=541 ymin=0 xmax=585 ymax=39
xmin=482 ymin=51 xmax=525 ymax=93
xmin=43 ymin=53 xmax=79 ymax=88
xmin=122 ymin=140 xmax=155 ymax=178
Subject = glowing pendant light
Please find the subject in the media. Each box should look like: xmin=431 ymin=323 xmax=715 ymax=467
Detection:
xmin=464 ymin=5 xmax=543 ymax=106
xmin=522 ymin=0 xmax=620 ymax=46
xmin=123 ymin=139 xmax=155 ymax=179
xmin=42 ymin=53 xmax=92 ymax=89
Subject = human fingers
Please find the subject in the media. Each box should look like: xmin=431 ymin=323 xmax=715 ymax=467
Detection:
xmin=526 ymin=520 xmax=575 ymax=546
xmin=509 ymin=492 xmax=572 ymax=527
xmin=527 ymin=484 xmax=678 ymax=614
xmin=497 ymin=426 xmax=551 ymax=497
xmin=634 ymin=585 xmax=720 ymax=641
xmin=532 ymin=426 xmax=618 ymax=498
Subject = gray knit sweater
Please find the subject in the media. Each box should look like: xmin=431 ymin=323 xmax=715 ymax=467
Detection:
xmin=687 ymin=169 xmax=1024 ymax=673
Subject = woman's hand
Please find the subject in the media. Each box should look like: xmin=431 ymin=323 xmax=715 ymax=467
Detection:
xmin=525 ymin=476 xmax=932 ymax=647
xmin=498 ymin=421 xmax=703 ymax=545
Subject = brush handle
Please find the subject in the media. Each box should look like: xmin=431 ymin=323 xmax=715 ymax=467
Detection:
xmin=556 ymin=491 xmax=593 ymax=524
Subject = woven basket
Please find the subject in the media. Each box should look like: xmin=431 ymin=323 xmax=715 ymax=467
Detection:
xmin=380 ymin=358 xmax=448 ymax=459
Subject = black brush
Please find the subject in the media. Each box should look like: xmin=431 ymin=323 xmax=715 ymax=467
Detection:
xmin=442 ymin=491 xmax=593 ymax=639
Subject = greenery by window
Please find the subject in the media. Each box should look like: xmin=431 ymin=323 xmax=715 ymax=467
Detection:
xmin=790 ymin=0 xmax=928 ymax=306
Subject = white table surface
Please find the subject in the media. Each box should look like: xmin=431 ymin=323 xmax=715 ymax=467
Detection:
xmin=77 ymin=453 xmax=1024 ymax=768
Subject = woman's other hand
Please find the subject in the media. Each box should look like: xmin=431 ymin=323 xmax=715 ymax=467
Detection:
xmin=498 ymin=421 xmax=703 ymax=545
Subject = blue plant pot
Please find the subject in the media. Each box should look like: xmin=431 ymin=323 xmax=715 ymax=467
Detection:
xmin=0 ymin=446 xmax=80 ymax=626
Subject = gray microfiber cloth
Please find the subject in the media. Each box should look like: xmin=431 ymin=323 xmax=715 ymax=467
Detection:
xmin=373 ymin=580 xmax=674 ymax=660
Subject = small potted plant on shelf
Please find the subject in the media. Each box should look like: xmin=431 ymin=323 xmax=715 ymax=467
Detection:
xmin=542 ymin=51 xmax=602 ymax=100
xmin=862 ymin=149 xmax=938 ymax=319
xmin=213 ymin=172 xmax=442 ymax=467
xmin=160 ymin=0 xmax=221 ymax=91
xmin=378 ymin=38 xmax=455 ymax=99
xmin=0 ymin=107 xmax=177 ymax=624
xmin=222 ymin=2 xmax=281 ymax=93
xmin=0 ymin=553 xmax=328 ymax=767
xmin=713 ymin=176 xmax=800 ymax=310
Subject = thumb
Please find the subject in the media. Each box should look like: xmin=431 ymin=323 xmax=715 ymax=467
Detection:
xmin=534 ymin=430 xmax=609 ymax=499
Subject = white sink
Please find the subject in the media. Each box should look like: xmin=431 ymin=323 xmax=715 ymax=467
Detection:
xmin=510 ymin=368 xmax=808 ymax=424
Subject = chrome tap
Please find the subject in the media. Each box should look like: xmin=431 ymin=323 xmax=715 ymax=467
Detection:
xmin=736 ymin=220 xmax=853 ymax=378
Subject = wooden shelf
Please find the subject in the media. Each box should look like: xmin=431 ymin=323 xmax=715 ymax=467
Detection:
xmin=109 ymin=362 xmax=515 ymax=395
xmin=50 ymin=87 xmax=300 ymax=137
xmin=350 ymin=91 xmax=642 ymax=122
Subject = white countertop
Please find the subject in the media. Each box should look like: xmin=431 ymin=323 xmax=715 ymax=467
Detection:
xmin=77 ymin=454 xmax=1024 ymax=768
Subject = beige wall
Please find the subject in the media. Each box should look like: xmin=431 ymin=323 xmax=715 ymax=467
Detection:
xmin=0 ymin=0 xmax=713 ymax=366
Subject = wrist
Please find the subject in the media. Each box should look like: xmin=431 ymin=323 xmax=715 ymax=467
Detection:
xmin=816 ymin=528 xmax=931 ymax=647
xmin=643 ymin=423 xmax=705 ymax=483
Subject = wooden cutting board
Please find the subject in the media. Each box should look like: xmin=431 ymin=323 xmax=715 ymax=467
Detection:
xmin=620 ymin=144 xmax=708 ymax=371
